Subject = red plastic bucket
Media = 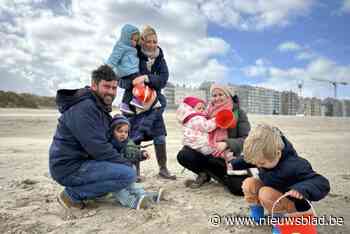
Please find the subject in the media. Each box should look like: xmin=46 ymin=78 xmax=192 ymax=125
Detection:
xmin=215 ymin=109 xmax=237 ymax=129
xmin=271 ymin=194 xmax=317 ymax=234
xmin=133 ymin=84 xmax=153 ymax=103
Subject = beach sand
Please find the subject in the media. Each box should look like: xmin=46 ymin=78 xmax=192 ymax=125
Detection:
xmin=0 ymin=108 xmax=349 ymax=234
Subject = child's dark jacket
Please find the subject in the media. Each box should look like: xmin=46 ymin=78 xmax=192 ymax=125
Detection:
xmin=110 ymin=138 xmax=145 ymax=164
xmin=231 ymin=134 xmax=330 ymax=209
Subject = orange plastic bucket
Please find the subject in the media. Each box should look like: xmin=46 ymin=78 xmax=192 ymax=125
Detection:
xmin=271 ymin=194 xmax=317 ymax=234
xmin=132 ymin=84 xmax=153 ymax=103
xmin=215 ymin=109 xmax=237 ymax=129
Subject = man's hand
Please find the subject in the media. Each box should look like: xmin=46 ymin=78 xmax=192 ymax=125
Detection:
xmin=285 ymin=190 xmax=304 ymax=199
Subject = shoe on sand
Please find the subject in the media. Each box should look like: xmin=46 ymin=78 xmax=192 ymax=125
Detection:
xmin=136 ymin=175 xmax=146 ymax=183
xmin=145 ymin=188 xmax=164 ymax=204
xmin=57 ymin=191 xmax=84 ymax=209
xmin=189 ymin=172 xmax=210 ymax=189
xmin=131 ymin=195 xmax=151 ymax=210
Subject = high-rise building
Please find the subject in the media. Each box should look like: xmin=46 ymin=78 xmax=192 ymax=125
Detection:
xmin=323 ymin=98 xmax=343 ymax=117
xmin=235 ymin=85 xmax=280 ymax=115
xmin=162 ymin=81 xmax=346 ymax=117
xmin=341 ymin=99 xmax=350 ymax=117
xmin=281 ymin=91 xmax=299 ymax=115
xmin=303 ymin=97 xmax=322 ymax=116
xmin=272 ymin=91 xmax=281 ymax=115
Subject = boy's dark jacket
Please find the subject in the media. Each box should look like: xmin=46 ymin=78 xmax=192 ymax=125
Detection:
xmin=49 ymin=87 xmax=130 ymax=182
xmin=231 ymin=134 xmax=330 ymax=205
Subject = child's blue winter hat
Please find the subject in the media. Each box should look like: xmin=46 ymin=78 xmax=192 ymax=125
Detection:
xmin=111 ymin=114 xmax=130 ymax=130
xmin=119 ymin=24 xmax=139 ymax=46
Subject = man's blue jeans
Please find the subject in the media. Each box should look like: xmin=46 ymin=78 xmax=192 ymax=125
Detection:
xmin=59 ymin=161 xmax=136 ymax=203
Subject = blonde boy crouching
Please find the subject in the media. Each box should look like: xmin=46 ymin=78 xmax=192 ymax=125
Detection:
xmin=229 ymin=124 xmax=330 ymax=220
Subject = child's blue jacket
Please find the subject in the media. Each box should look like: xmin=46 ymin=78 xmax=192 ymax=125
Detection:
xmin=106 ymin=24 xmax=139 ymax=77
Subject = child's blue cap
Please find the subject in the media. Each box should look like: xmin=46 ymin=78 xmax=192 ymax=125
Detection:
xmin=111 ymin=114 xmax=130 ymax=130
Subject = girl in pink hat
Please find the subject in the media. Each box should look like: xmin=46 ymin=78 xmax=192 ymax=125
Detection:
xmin=176 ymin=96 xmax=238 ymax=182
xmin=176 ymin=96 xmax=216 ymax=156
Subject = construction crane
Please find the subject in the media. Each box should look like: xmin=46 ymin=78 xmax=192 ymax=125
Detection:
xmin=297 ymin=80 xmax=303 ymax=97
xmin=311 ymin=78 xmax=348 ymax=98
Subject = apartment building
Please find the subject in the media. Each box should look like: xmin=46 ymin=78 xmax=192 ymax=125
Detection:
xmin=303 ymin=97 xmax=322 ymax=116
xmin=281 ymin=91 xmax=299 ymax=115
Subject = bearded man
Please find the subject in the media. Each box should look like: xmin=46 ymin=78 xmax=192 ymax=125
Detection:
xmin=49 ymin=65 xmax=136 ymax=209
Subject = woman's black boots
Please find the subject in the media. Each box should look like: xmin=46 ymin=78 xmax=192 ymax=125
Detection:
xmin=154 ymin=144 xmax=176 ymax=180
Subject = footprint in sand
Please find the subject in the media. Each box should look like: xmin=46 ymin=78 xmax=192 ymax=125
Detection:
xmin=328 ymin=193 xmax=350 ymax=203
xmin=328 ymin=193 xmax=340 ymax=198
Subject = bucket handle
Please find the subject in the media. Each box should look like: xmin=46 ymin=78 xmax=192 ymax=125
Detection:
xmin=271 ymin=193 xmax=317 ymax=218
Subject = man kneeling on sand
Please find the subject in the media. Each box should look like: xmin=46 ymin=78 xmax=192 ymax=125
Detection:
xmin=49 ymin=65 xmax=159 ymax=210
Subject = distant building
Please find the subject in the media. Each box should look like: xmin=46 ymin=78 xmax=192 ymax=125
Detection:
xmin=162 ymin=81 xmax=349 ymax=117
xmin=223 ymin=85 xmax=280 ymax=115
xmin=226 ymin=83 xmax=240 ymax=97
xmin=333 ymin=99 xmax=343 ymax=117
xmin=163 ymin=82 xmax=176 ymax=108
xmin=234 ymin=85 xmax=249 ymax=113
xmin=199 ymin=81 xmax=214 ymax=102
xmin=174 ymin=85 xmax=206 ymax=105
xmin=303 ymin=97 xmax=321 ymax=116
xmin=227 ymin=84 xmax=249 ymax=111
xmin=281 ymin=91 xmax=298 ymax=115
xmin=323 ymin=98 xmax=343 ymax=117
xmin=272 ymin=91 xmax=281 ymax=115
xmin=341 ymin=99 xmax=350 ymax=117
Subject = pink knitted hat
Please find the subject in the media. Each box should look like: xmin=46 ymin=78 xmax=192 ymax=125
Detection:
xmin=183 ymin=96 xmax=206 ymax=108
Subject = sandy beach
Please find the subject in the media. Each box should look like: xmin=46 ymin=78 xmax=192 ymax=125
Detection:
xmin=0 ymin=108 xmax=349 ymax=234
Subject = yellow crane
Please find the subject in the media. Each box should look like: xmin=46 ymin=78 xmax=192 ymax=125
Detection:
xmin=311 ymin=78 xmax=348 ymax=98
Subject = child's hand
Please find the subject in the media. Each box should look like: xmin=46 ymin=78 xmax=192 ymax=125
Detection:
xmin=132 ymin=75 xmax=147 ymax=86
xmin=224 ymin=151 xmax=235 ymax=162
xmin=216 ymin=141 xmax=228 ymax=152
xmin=285 ymin=190 xmax=303 ymax=199
xmin=141 ymin=151 xmax=150 ymax=160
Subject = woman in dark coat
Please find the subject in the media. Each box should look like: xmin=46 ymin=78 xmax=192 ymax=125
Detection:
xmin=177 ymin=84 xmax=251 ymax=195
xmin=119 ymin=25 xmax=176 ymax=180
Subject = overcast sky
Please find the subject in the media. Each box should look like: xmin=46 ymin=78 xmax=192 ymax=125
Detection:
xmin=1 ymin=0 xmax=350 ymax=99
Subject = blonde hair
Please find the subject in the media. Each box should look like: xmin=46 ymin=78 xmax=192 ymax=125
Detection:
xmin=243 ymin=124 xmax=284 ymax=164
xmin=141 ymin=25 xmax=157 ymax=41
